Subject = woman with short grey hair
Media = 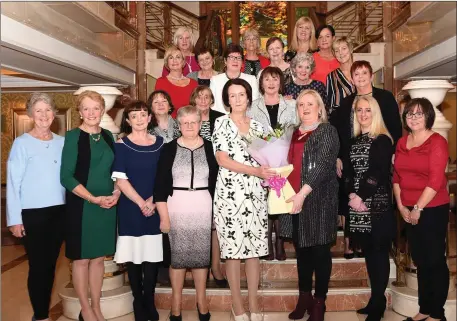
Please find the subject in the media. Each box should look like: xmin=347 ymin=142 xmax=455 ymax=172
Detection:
xmin=7 ymin=92 xmax=65 ymax=321
xmin=284 ymin=53 xmax=328 ymax=111
xmin=155 ymin=105 xmax=218 ymax=321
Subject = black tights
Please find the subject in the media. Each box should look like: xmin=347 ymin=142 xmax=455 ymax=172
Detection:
xmin=127 ymin=262 xmax=160 ymax=321
xmin=296 ymin=243 xmax=332 ymax=298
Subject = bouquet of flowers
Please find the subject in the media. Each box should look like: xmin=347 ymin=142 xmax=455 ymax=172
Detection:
xmin=244 ymin=123 xmax=296 ymax=214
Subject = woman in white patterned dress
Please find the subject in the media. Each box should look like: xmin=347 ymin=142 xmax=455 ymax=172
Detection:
xmin=212 ymin=78 xmax=276 ymax=321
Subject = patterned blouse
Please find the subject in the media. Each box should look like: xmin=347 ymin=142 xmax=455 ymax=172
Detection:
xmin=244 ymin=59 xmax=262 ymax=76
xmin=284 ymin=79 xmax=329 ymax=112
xmin=200 ymin=121 xmax=212 ymax=141
xmin=326 ymin=68 xmax=355 ymax=120
xmin=150 ymin=116 xmax=181 ymax=143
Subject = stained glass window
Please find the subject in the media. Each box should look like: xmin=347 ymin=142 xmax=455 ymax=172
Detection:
xmin=239 ymin=1 xmax=288 ymax=53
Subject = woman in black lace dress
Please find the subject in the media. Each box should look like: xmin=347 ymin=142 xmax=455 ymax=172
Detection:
xmin=343 ymin=95 xmax=395 ymax=321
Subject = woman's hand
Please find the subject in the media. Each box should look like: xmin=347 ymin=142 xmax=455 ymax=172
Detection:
xmin=91 ymin=196 xmax=105 ymax=206
xmin=399 ymin=206 xmax=411 ymax=223
xmin=137 ymin=199 xmax=154 ymax=217
xmin=257 ymin=166 xmax=277 ymax=180
xmin=286 ymin=193 xmax=306 ymax=214
xmin=160 ymin=217 xmax=171 ymax=233
xmin=348 ymin=194 xmax=366 ymax=211
xmin=101 ymin=194 xmax=119 ymax=209
xmin=143 ymin=197 xmax=156 ymax=217
xmin=9 ymin=224 xmax=25 ymax=238
xmin=410 ymin=208 xmax=421 ymax=225
xmin=336 ymin=158 xmax=343 ymax=178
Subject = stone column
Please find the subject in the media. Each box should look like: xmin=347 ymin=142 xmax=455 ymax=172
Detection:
xmin=402 ymin=79 xmax=454 ymax=141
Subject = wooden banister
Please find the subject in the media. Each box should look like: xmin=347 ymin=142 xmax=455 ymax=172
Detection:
xmin=325 ymin=1 xmax=356 ymax=17
xmin=159 ymin=1 xmax=205 ymax=21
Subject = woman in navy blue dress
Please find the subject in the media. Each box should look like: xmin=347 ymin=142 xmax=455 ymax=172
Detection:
xmin=112 ymin=101 xmax=164 ymax=321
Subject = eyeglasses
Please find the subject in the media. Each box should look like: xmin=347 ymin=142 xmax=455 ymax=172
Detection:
xmin=180 ymin=121 xmax=200 ymax=127
xmin=405 ymin=112 xmax=424 ymax=119
xmin=245 ymin=37 xmax=258 ymax=42
xmin=227 ymin=55 xmax=242 ymax=61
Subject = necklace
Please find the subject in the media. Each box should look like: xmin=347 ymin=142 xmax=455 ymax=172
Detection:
xmin=357 ymin=92 xmax=373 ymax=96
xmin=83 ymin=125 xmax=101 ymax=142
xmin=299 ymin=122 xmax=320 ymax=132
xmin=180 ymin=137 xmax=200 ymax=150
xmin=168 ymin=74 xmax=186 ymax=81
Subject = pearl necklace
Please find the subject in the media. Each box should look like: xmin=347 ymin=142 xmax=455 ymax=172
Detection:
xmin=180 ymin=137 xmax=200 ymax=150
xmin=82 ymin=125 xmax=101 ymax=142
xmin=168 ymin=74 xmax=186 ymax=81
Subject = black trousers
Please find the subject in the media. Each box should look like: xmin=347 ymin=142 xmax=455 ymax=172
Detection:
xmin=21 ymin=205 xmax=64 ymax=320
xmin=296 ymin=243 xmax=332 ymax=298
xmin=362 ymin=242 xmax=390 ymax=312
xmin=406 ymin=204 xmax=450 ymax=319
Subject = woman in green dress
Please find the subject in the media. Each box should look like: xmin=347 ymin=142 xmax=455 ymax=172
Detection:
xmin=60 ymin=90 xmax=119 ymax=321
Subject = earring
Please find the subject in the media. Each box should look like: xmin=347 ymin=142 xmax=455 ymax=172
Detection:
xmin=80 ymin=116 xmax=83 ymax=119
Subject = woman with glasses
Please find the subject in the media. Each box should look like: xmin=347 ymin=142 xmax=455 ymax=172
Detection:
xmin=285 ymin=17 xmax=317 ymax=63
xmin=155 ymin=106 xmax=219 ymax=321
xmin=241 ymin=28 xmax=270 ymax=77
xmin=210 ymin=43 xmax=259 ymax=114
xmin=394 ymin=98 xmax=450 ymax=321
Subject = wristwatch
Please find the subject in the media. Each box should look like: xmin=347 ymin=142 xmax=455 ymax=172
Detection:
xmin=413 ymin=204 xmax=423 ymax=212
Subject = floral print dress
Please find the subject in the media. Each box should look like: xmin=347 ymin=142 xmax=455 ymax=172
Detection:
xmin=212 ymin=115 xmax=268 ymax=259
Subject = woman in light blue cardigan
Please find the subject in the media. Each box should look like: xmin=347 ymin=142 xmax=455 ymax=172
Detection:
xmin=247 ymin=66 xmax=297 ymax=261
xmin=7 ymin=93 xmax=65 ymax=321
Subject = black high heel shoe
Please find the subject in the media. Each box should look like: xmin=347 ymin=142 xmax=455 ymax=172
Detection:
xmin=78 ymin=311 xmax=84 ymax=321
xmin=403 ymin=317 xmax=428 ymax=321
xmin=197 ymin=304 xmax=211 ymax=321
xmin=169 ymin=313 xmax=182 ymax=321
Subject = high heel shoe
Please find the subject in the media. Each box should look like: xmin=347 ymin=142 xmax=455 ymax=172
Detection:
xmin=197 ymin=304 xmax=211 ymax=321
xmin=169 ymin=313 xmax=182 ymax=321
xmin=231 ymin=307 xmax=249 ymax=321
xmin=78 ymin=311 xmax=84 ymax=321
xmin=344 ymin=252 xmax=355 ymax=260
xmin=250 ymin=312 xmax=264 ymax=321
xmin=403 ymin=317 xmax=428 ymax=321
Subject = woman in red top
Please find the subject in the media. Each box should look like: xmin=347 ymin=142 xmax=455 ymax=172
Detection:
xmin=241 ymin=28 xmax=270 ymax=77
xmin=393 ymin=98 xmax=450 ymax=321
xmin=312 ymin=25 xmax=340 ymax=86
xmin=155 ymin=46 xmax=198 ymax=118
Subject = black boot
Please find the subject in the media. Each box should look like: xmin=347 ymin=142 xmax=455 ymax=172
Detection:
xmin=127 ymin=263 xmax=148 ymax=321
xmin=356 ymin=298 xmax=374 ymax=315
xmin=288 ymin=291 xmax=313 ymax=320
xmin=143 ymin=262 xmax=160 ymax=321
xmin=365 ymin=297 xmax=386 ymax=321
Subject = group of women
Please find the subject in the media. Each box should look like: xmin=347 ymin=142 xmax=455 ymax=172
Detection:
xmin=6 ymin=17 xmax=451 ymax=321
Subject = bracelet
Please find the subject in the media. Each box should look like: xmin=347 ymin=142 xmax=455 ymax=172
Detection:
xmin=87 ymin=195 xmax=92 ymax=203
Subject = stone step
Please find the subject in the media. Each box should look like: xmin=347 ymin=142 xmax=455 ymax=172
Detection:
xmin=184 ymin=253 xmax=397 ymax=283
xmin=59 ymin=283 xmax=133 ymax=320
xmin=155 ymin=279 xmax=389 ymax=312
xmin=281 ymin=230 xmax=346 ymax=253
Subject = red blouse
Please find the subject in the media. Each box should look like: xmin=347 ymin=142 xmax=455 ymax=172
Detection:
xmin=393 ymin=133 xmax=449 ymax=207
xmin=288 ymin=129 xmax=314 ymax=193
xmin=311 ymin=52 xmax=340 ymax=86
xmin=154 ymin=77 xmax=198 ymax=118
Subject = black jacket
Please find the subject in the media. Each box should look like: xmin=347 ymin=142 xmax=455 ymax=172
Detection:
xmin=153 ymin=139 xmax=219 ymax=202
xmin=331 ymin=86 xmax=402 ymax=161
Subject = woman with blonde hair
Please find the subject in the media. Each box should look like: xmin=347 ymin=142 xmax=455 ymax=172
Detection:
xmin=281 ymin=89 xmax=339 ymax=321
xmin=343 ymin=95 xmax=395 ymax=321
xmin=155 ymin=45 xmax=198 ymax=118
xmin=285 ymin=16 xmax=317 ymax=62
xmin=241 ymin=28 xmax=270 ymax=76
xmin=61 ymin=90 xmax=119 ymax=321
xmin=162 ymin=26 xmax=200 ymax=76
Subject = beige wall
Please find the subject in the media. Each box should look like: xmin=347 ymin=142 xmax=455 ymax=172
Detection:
xmin=442 ymin=92 xmax=457 ymax=162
